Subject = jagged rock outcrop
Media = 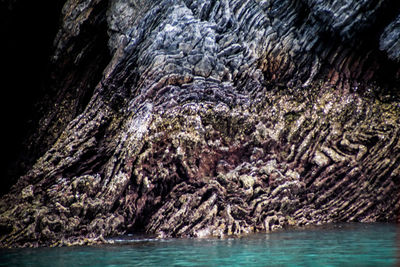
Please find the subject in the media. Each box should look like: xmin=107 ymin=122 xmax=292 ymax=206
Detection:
xmin=1 ymin=0 xmax=400 ymax=247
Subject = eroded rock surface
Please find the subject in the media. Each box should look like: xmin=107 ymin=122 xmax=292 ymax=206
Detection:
xmin=1 ymin=0 xmax=400 ymax=247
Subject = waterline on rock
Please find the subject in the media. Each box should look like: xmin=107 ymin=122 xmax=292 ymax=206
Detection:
xmin=1 ymin=223 xmax=396 ymax=267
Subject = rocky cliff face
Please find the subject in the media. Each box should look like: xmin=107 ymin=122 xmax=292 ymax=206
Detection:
xmin=1 ymin=0 xmax=400 ymax=247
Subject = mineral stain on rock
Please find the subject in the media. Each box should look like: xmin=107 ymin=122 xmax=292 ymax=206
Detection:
xmin=1 ymin=0 xmax=400 ymax=247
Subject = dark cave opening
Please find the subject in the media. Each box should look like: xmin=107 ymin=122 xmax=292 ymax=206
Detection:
xmin=0 ymin=0 xmax=65 ymax=195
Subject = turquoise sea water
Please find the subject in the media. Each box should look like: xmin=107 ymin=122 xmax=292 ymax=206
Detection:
xmin=1 ymin=223 xmax=399 ymax=266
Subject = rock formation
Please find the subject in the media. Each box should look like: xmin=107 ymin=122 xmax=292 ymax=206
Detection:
xmin=1 ymin=0 xmax=400 ymax=247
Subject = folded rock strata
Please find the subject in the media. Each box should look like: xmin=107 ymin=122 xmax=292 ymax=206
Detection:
xmin=1 ymin=0 xmax=400 ymax=247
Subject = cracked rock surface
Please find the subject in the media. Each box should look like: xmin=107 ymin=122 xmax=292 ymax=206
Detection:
xmin=1 ymin=0 xmax=400 ymax=247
